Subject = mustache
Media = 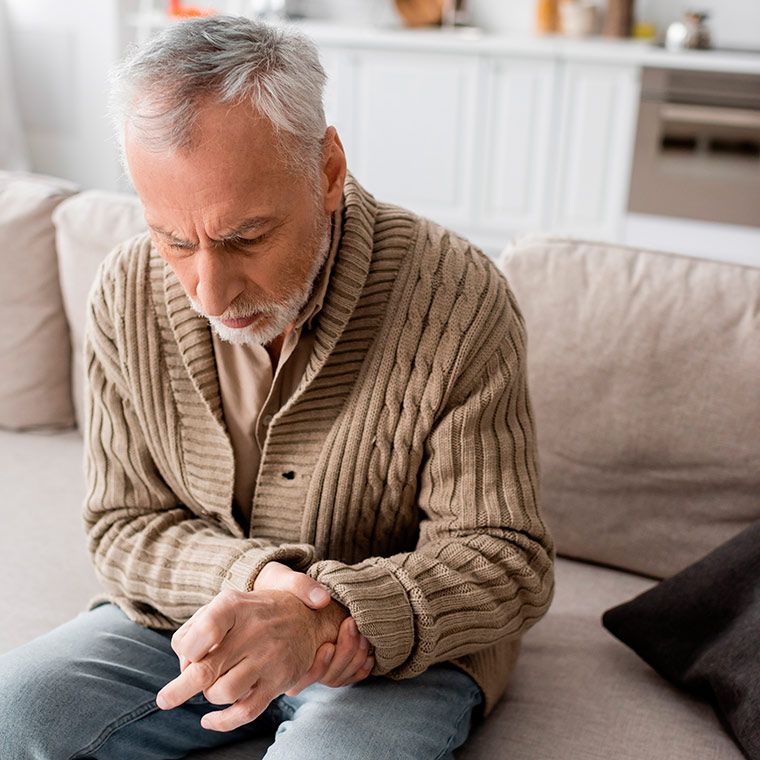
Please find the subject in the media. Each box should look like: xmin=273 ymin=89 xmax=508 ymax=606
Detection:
xmin=189 ymin=292 xmax=290 ymax=321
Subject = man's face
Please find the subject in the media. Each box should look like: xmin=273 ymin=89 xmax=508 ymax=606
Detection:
xmin=126 ymin=102 xmax=336 ymax=346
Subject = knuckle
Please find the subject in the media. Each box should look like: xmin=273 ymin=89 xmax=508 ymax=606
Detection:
xmin=204 ymin=683 xmax=235 ymax=706
xmin=237 ymin=701 xmax=261 ymax=724
xmin=193 ymin=659 xmax=217 ymax=686
xmin=170 ymin=631 xmax=183 ymax=653
xmin=216 ymin=588 xmax=239 ymax=607
xmin=197 ymin=620 xmax=219 ymax=640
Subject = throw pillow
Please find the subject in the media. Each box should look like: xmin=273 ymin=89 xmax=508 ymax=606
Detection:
xmin=602 ymin=520 xmax=760 ymax=760
xmin=53 ymin=190 xmax=146 ymax=430
xmin=0 ymin=172 xmax=78 ymax=430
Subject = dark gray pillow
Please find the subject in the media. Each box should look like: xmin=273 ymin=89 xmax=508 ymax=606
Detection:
xmin=603 ymin=521 xmax=760 ymax=760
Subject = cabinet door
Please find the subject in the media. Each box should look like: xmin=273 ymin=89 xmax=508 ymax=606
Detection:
xmin=319 ymin=47 xmax=352 ymax=148
xmin=345 ymin=50 xmax=480 ymax=228
xmin=476 ymin=56 xmax=557 ymax=239
xmin=551 ymin=62 xmax=640 ymax=241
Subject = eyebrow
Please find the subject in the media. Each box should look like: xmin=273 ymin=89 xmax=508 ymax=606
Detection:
xmin=148 ymin=216 xmax=274 ymax=246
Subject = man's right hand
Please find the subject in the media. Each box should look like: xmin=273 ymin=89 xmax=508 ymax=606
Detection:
xmin=253 ymin=562 xmax=374 ymax=695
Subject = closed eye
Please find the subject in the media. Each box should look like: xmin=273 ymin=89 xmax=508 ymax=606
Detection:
xmin=219 ymin=233 xmax=268 ymax=249
xmin=168 ymin=240 xmax=195 ymax=250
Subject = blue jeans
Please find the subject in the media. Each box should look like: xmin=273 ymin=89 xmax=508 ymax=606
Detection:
xmin=0 ymin=604 xmax=482 ymax=759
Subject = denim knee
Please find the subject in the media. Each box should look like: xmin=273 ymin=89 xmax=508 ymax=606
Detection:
xmin=0 ymin=642 xmax=87 ymax=759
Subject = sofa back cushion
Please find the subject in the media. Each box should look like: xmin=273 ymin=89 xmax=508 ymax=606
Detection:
xmin=0 ymin=172 xmax=78 ymax=430
xmin=53 ymin=190 xmax=146 ymax=430
xmin=501 ymin=235 xmax=760 ymax=579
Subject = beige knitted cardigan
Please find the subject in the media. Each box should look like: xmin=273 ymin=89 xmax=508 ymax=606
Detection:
xmin=83 ymin=174 xmax=555 ymax=714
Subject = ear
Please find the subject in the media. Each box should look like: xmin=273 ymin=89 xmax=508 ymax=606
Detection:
xmin=321 ymin=126 xmax=347 ymax=214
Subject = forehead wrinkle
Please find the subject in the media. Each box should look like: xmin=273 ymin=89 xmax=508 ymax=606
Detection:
xmin=147 ymin=214 xmax=275 ymax=246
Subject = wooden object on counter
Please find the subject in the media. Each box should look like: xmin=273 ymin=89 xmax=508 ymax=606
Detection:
xmin=603 ymin=0 xmax=633 ymax=37
xmin=536 ymin=0 xmax=559 ymax=34
xmin=395 ymin=0 xmax=445 ymax=27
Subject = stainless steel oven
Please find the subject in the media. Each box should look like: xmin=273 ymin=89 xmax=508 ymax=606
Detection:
xmin=628 ymin=67 xmax=760 ymax=228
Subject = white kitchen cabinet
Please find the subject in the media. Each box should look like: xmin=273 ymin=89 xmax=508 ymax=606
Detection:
xmin=550 ymin=61 xmax=641 ymax=241
xmin=476 ymin=56 xmax=558 ymax=240
xmin=313 ymin=33 xmax=642 ymax=253
xmin=331 ymin=50 xmax=480 ymax=229
xmin=10 ymin=9 xmax=757 ymax=246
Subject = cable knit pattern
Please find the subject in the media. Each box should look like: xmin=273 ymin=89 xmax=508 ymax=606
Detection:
xmin=82 ymin=175 xmax=555 ymax=714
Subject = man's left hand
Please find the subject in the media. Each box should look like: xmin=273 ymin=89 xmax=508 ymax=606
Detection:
xmin=253 ymin=562 xmax=375 ymax=695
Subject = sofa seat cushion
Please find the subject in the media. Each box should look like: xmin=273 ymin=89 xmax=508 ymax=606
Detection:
xmin=0 ymin=428 xmax=100 ymax=654
xmin=0 ymin=427 xmax=740 ymax=758
xmin=458 ymin=558 xmax=743 ymax=760
xmin=500 ymin=236 xmax=760 ymax=579
xmin=0 ymin=172 xmax=78 ymax=430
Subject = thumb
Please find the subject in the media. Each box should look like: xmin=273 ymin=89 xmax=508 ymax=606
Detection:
xmin=255 ymin=561 xmax=332 ymax=609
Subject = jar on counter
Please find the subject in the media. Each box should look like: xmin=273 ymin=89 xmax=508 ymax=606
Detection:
xmin=535 ymin=0 xmax=559 ymax=34
xmin=603 ymin=0 xmax=633 ymax=37
xmin=558 ymin=1 xmax=597 ymax=37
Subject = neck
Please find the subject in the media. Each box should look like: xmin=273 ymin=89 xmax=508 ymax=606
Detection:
xmin=266 ymin=322 xmax=294 ymax=370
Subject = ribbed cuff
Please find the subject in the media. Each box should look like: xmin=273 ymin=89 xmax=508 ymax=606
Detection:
xmin=306 ymin=558 xmax=415 ymax=673
xmin=221 ymin=543 xmax=318 ymax=593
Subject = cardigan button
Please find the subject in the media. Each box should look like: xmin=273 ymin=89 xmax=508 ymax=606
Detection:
xmin=281 ymin=471 xmax=296 ymax=480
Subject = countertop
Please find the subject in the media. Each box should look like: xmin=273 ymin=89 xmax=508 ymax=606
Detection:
xmin=296 ymin=21 xmax=760 ymax=75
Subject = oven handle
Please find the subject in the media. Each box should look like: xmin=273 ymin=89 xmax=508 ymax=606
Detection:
xmin=660 ymin=104 xmax=760 ymax=130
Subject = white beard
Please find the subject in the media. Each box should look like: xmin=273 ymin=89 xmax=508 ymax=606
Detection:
xmin=189 ymin=219 xmax=331 ymax=347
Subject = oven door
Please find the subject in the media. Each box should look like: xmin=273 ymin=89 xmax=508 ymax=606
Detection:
xmin=628 ymin=97 xmax=760 ymax=228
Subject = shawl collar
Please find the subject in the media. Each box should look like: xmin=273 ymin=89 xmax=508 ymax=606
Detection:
xmin=153 ymin=173 xmax=378 ymax=531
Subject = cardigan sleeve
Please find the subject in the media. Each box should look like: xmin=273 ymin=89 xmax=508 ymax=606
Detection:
xmin=82 ymin=267 xmax=318 ymax=628
xmin=305 ymin=288 xmax=555 ymax=678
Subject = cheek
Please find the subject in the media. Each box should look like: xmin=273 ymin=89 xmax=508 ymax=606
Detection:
xmin=158 ymin=247 xmax=200 ymax=297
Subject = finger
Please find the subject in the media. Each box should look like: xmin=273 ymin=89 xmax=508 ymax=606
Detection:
xmin=325 ymin=634 xmax=371 ymax=688
xmin=340 ymin=656 xmax=374 ymax=687
xmin=171 ymin=602 xmax=209 ymax=651
xmin=319 ymin=617 xmax=362 ymax=686
xmin=174 ymin=597 xmax=235 ymax=663
xmin=171 ymin=620 xmax=193 ymax=653
xmin=284 ymin=643 xmax=334 ymax=697
xmin=254 ymin=562 xmax=331 ymax=610
xmin=203 ymin=660 xmax=259 ymax=707
xmin=157 ymin=658 xmax=219 ymax=710
xmin=200 ymin=686 xmax=272 ymax=733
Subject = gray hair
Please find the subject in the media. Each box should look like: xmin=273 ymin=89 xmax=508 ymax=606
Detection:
xmin=110 ymin=16 xmax=327 ymax=182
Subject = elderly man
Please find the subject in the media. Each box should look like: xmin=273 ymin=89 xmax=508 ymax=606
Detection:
xmin=0 ymin=16 xmax=553 ymax=760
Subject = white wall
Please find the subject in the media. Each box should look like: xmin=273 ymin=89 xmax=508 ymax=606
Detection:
xmin=5 ymin=0 xmax=125 ymax=190
xmin=634 ymin=0 xmax=760 ymax=50
xmin=4 ymin=0 xmax=759 ymax=191
xmin=0 ymin=0 xmax=28 ymax=169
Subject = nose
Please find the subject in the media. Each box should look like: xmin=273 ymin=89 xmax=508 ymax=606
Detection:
xmin=194 ymin=247 xmax=245 ymax=317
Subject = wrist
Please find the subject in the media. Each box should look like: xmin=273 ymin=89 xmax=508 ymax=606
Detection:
xmin=312 ymin=598 xmax=350 ymax=646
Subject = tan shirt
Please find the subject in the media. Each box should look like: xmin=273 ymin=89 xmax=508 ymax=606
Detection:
xmin=212 ymin=201 xmax=344 ymax=528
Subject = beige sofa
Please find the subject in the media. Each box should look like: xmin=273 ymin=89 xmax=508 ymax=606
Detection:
xmin=1 ymin=170 xmax=757 ymax=760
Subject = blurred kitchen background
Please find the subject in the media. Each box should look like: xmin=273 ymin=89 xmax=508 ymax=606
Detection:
xmin=1 ymin=0 xmax=759 ymax=264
